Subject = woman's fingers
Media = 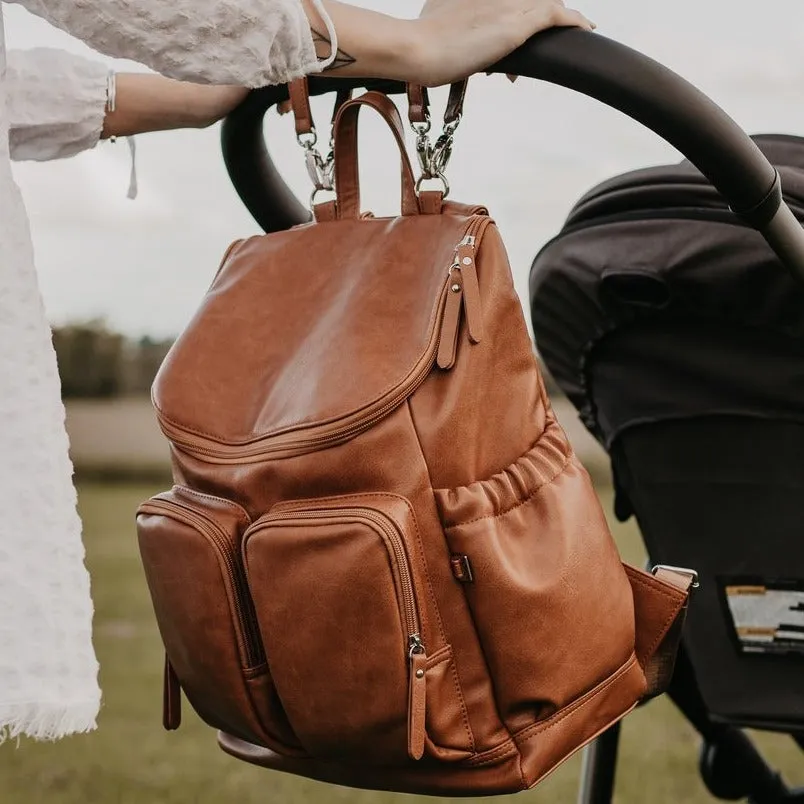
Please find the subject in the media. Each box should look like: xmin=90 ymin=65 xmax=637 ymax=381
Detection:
xmin=551 ymin=5 xmax=596 ymax=30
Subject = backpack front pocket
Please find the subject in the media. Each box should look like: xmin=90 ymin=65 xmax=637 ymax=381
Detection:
xmin=136 ymin=487 xmax=301 ymax=753
xmin=243 ymin=493 xmax=473 ymax=765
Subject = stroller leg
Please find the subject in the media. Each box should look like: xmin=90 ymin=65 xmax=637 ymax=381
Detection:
xmin=667 ymin=645 xmax=799 ymax=803
xmin=577 ymin=722 xmax=622 ymax=804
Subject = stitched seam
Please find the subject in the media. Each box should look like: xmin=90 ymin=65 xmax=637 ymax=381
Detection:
xmin=174 ymin=485 xmax=251 ymax=526
xmin=424 ymin=646 xmax=476 ymax=753
xmin=425 ymin=645 xmax=452 ymax=669
xmin=464 ymin=740 xmax=519 ymax=766
xmin=515 ymin=747 xmax=528 ymax=791
xmin=243 ymin=663 xmax=269 ymax=679
xmin=442 ymin=445 xmax=571 ymax=528
xmin=514 ymin=654 xmax=638 ymax=744
xmin=447 ymin=650 xmax=476 ymax=753
xmin=404 ymin=401 xmax=506 ymax=753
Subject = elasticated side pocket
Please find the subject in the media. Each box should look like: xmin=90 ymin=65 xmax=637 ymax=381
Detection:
xmin=434 ymin=421 xmax=637 ymax=734
xmin=243 ymin=493 xmax=474 ymax=765
xmin=136 ymin=487 xmax=302 ymax=753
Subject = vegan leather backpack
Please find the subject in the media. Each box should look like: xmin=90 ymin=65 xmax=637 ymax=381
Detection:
xmin=135 ymin=82 xmax=695 ymax=796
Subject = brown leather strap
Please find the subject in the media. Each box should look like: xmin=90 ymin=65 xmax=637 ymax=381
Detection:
xmin=444 ymin=80 xmax=468 ymax=125
xmin=407 ymin=81 xmax=468 ymax=126
xmin=331 ymin=88 xmax=353 ymax=125
xmin=333 ymin=92 xmax=419 ymax=219
xmin=407 ymin=84 xmax=430 ymax=125
xmin=289 ymin=77 xmax=314 ymax=137
xmin=162 ymin=654 xmax=182 ymax=731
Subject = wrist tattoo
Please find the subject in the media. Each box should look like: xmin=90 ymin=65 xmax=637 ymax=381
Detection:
xmin=312 ymin=29 xmax=356 ymax=71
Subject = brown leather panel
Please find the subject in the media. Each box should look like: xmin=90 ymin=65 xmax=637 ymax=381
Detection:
xmin=154 ymin=214 xmax=477 ymax=448
xmin=409 ymin=223 xmax=547 ymax=488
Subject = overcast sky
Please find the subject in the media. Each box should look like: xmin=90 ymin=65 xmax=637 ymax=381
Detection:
xmin=7 ymin=0 xmax=804 ymax=338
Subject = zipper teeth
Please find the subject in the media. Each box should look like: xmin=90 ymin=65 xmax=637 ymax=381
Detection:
xmin=266 ymin=508 xmax=420 ymax=640
xmin=162 ymin=215 xmax=492 ymax=462
xmin=141 ymin=499 xmax=265 ymax=668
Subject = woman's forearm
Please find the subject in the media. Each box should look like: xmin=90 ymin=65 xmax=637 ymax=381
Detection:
xmin=102 ymin=75 xmax=248 ymax=139
xmin=302 ymin=0 xmax=593 ymax=88
xmin=301 ymin=1 xmax=418 ymax=82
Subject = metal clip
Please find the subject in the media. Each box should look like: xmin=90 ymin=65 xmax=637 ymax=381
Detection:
xmin=297 ymin=127 xmax=335 ymax=207
xmin=411 ymin=108 xmax=461 ymax=199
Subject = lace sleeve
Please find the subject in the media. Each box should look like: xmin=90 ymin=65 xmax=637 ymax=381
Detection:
xmin=9 ymin=0 xmax=334 ymax=88
xmin=6 ymin=48 xmax=109 ymax=162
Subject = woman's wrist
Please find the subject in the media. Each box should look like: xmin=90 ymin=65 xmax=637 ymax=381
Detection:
xmin=102 ymin=74 xmax=248 ymax=138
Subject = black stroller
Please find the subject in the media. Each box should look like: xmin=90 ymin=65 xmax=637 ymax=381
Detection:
xmin=529 ymin=131 xmax=804 ymax=802
xmin=221 ymin=28 xmax=804 ymax=803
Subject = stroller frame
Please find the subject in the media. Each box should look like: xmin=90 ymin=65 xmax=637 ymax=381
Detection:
xmin=219 ymin=27 xmax=804 ymax=803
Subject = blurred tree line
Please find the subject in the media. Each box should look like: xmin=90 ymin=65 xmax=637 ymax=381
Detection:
xmin=53 ymin=320 xmax=174 ymax=399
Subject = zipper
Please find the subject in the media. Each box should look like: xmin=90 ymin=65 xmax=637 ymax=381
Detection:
xmin=139 ymin=497 xmax=265 ymax=669
xmin=157 ymin=215 xmax=493 ymax=464
xmin=261 ymin=505 xmax=428 ymax=760
xmin=437 ymin=217 xmax=488 ymax=370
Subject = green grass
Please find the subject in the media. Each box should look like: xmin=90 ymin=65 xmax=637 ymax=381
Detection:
xmin=0 ymin=482 xmax=801 ymax=803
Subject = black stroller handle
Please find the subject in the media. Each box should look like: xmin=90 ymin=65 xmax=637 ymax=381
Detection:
xmin=221 ymin=28 xmax=804 ymax=282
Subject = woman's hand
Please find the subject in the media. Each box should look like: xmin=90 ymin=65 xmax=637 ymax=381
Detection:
xmin=103 ymin=76 xmax=248 ymax=139
xmin=413 ymin=0 xmax=594 ymax=87
xmin=304 ymin=0 xmax=593 ymax=88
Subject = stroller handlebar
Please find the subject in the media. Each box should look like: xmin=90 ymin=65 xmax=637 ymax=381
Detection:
xmin=221 ymin=28 xmax=804 ymax=282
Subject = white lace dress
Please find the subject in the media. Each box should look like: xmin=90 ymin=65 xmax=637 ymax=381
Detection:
xmin=0 ymin=0 xmax=332 ymax=742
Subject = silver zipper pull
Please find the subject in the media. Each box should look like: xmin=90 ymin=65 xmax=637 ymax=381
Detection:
xmin=408 ymin=633 xmax=426 ymax=657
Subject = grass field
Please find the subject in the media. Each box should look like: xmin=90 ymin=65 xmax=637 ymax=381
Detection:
xmin=0 ymin=481 xmax=801 ymax=804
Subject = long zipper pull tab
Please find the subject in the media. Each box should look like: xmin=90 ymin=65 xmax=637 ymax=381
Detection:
xmin=163 ymin=654 xmax=182 ymax=731
xmin=455 ymin=239 xmax=483 ymax=344
xmin=407 ymin=636 xmax=427 ymax=761
xmin=437 ymin=275 xmax=464 ymax=370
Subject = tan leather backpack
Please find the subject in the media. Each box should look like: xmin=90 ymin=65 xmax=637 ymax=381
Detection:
xmin=136 ymin=84 xmax=695 ymax=797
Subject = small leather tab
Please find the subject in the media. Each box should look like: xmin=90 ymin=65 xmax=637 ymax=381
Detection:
xmin=163 ymin=654 xmax=182 ymax=731
xmin=289 ymin=78 xmax=314 ymax=137
xmin=437 ymin=280 xmax=463 ymax=370
xmin=456 ymin=244 xmax=483 ymax=344
xmin=418 ymin=190 xmax=444 ymax=216
xmin=313 ymin=200 xmax=338 ymax=223
xmin=407 ymin=652 xmax=427 ymax=761
xmin=450 ymin=554 xmax=474 ymax=583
